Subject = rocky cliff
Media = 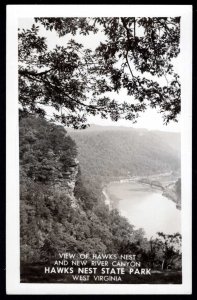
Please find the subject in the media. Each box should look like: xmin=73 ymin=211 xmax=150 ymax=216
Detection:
xmin=20 ymin=116 xmax=147 ymax=265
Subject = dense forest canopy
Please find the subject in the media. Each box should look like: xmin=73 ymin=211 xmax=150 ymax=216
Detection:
xmin=19 ymin=17 xmax=180 ymax=128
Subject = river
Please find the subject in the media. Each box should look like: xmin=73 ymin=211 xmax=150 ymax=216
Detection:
xmin=105 ymin=181 xmax=181 ymax=238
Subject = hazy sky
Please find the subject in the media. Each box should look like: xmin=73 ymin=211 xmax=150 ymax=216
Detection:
xmin=18 ymin=18 xmax=181 ymax=132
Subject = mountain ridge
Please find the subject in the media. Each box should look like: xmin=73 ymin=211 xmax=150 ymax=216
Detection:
xmin=69 ymin=125 xmax=180 ymax=185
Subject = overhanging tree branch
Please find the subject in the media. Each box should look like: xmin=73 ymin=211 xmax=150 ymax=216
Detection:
xmin=18 ymin=17 xmax=181 ymax=127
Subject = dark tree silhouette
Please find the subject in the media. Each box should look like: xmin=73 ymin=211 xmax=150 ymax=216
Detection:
xmin=152 ymin=232 xmax=182 ymax=270
xmin=19 ymin=17 xmax=180 ymax=128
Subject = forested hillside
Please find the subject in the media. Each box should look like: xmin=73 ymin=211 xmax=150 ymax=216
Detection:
xmin=163 ymin=178 xmax=181 ymax=209
xmin=20 ymin=117 xmax=181 ymax=282
xmin=20 ymin=117 xmax=147 ymax=263
xmin=69 ymin=126 xmax=180 ymax=186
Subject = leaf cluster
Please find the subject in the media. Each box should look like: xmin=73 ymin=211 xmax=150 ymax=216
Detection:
xmin=19 ymin=17 xmax=181 ymax=128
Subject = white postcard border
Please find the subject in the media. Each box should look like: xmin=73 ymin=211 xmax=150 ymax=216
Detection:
xmin=6 ymin=4 xmax=192 ymax=295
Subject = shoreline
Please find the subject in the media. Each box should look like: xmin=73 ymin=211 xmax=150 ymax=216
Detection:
xmin=102 ymin=178 xmax=181 ymax=238
xmin=102 ymin=175 xmax=180 ymax=210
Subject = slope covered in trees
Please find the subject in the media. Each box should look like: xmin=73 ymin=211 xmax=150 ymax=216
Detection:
xmin=20 ymin=117 xmax=148 ymax=262
xmin=163 ymin=178 xmax=181 ymax=209
xmin=69 ymin=125 xmax=180 ymax=186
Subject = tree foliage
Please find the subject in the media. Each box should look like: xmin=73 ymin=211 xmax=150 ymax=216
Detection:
xmin=19 ymin=17 xmax=180 ymax=128
xmin=20 ymin=115 xmax=77 ymax=183
xmin=150 ymin=232 xmax=182 ymax=270
xmin=20 ymin=116 xmax=147 ymax=263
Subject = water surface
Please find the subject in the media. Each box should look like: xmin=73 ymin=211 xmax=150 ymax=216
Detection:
xmin=107 ymin=181 xmax=181 ymax=238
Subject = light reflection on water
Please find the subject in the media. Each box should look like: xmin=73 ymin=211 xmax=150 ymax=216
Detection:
xmin=107 ymin=182 xmax=181 ymax=238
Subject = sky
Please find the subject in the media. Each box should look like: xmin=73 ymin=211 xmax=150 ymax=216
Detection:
xmin=18 ymin=18 xmax=181 ymax=132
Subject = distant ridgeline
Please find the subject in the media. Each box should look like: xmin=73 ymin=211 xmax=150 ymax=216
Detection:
xmin=20 ymin=116 xmax=181 ymax=280
xmin=69 ymin=125 xmax=180 ymax=189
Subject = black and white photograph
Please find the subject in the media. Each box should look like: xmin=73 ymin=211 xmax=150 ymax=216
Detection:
xmin=6 ymin=4 xmax=192 ymax=294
